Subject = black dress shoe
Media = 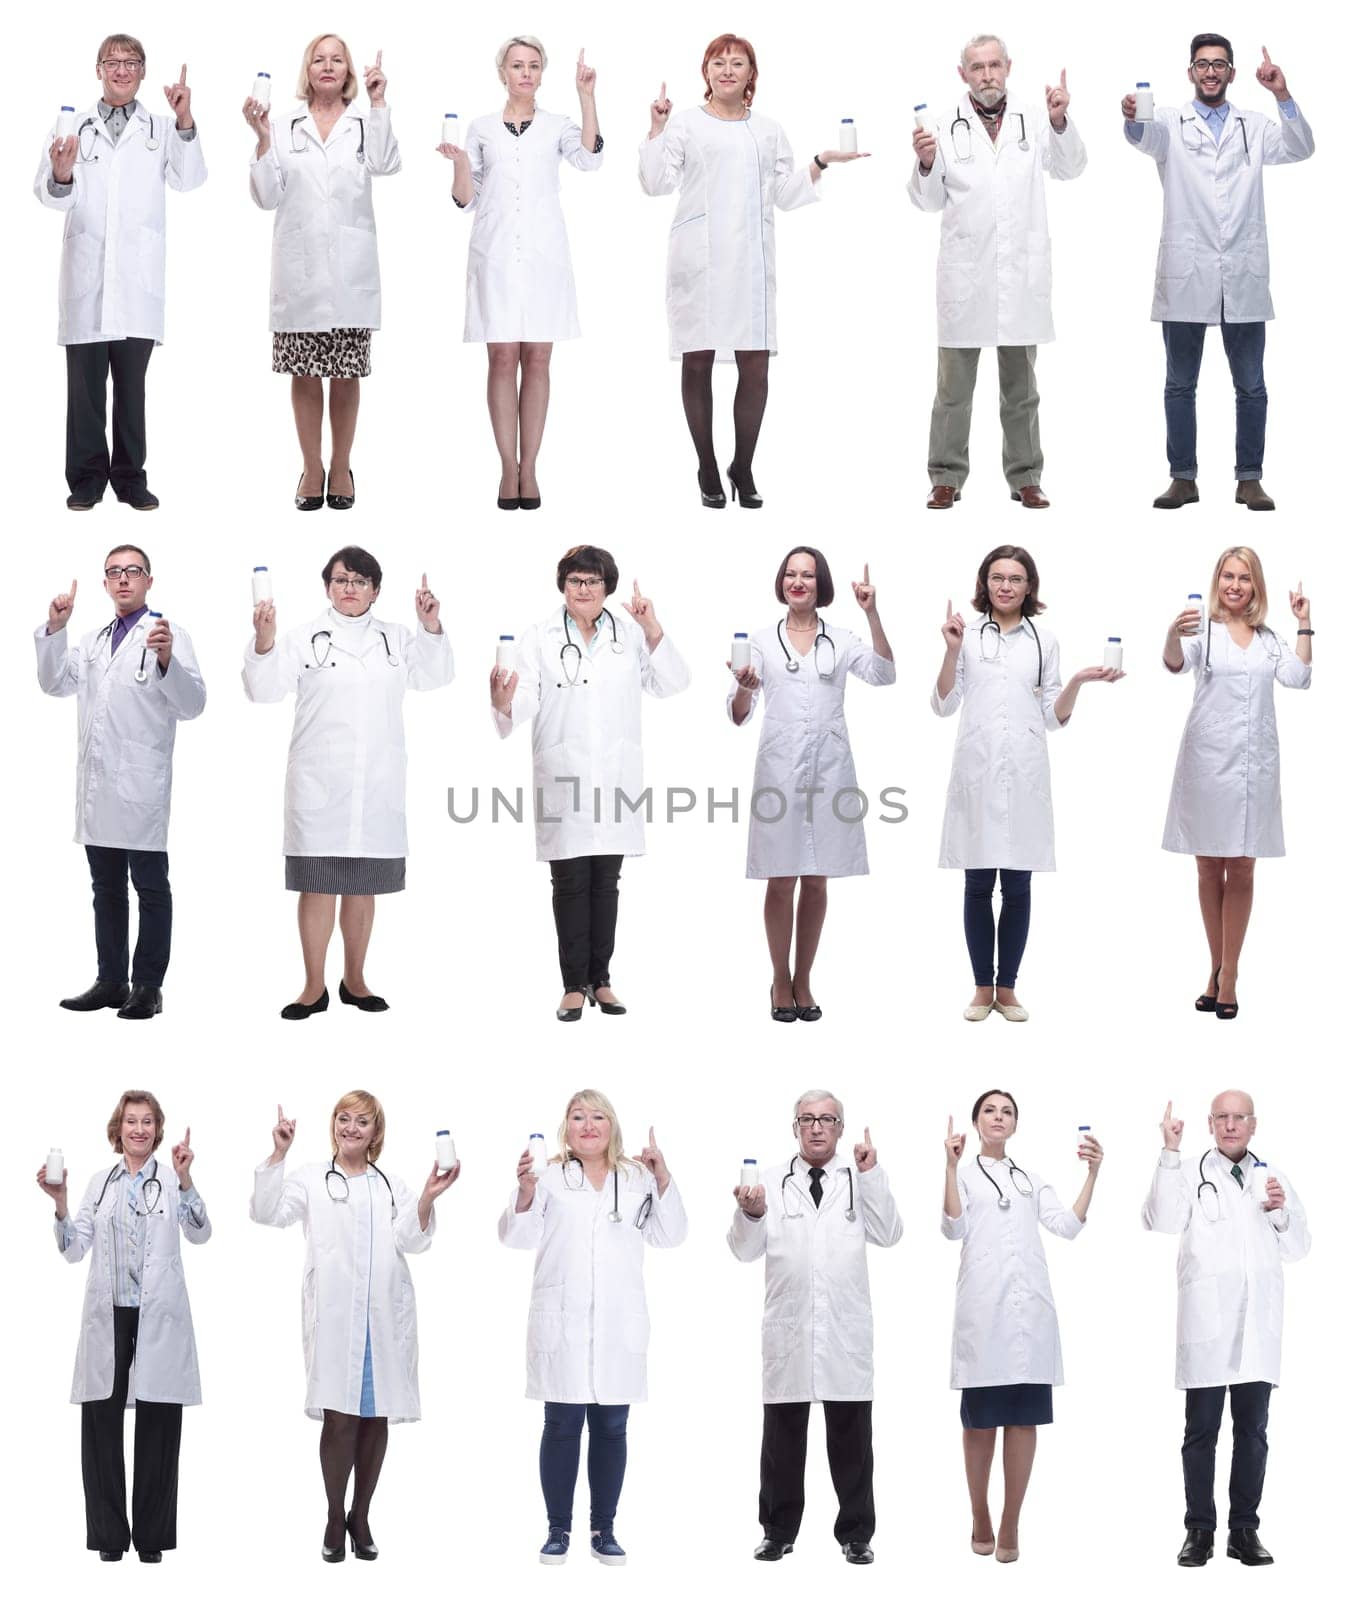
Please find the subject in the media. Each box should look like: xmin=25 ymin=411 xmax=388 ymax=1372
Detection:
xmin=841 ymin=1542 xmax=874 ymax=1565
xmin=347 ymin=1515 xmax=378 ymax=1561
xmin=556 ymin=997 xmax=585 ymax=1021
xmin=339 ymin=979 xmax=389 ymax=1012
xmin=117 ymin=985 xmax=163 ymax=1020
xmin=1227 ymin=1528 xmax=1273 ymax=1565
xmin=793 ymin=991 xmax=823 ymax=1022
xmin=519 ymin=483 xmax=542 ymax=510
xmin=99 ymin=1551 xmax=124 ymax=1562
xmin=753 ymin=1538 xmax=794 ymax=1561
xmin=296 ymin=471 xmax=326 ymax=511
xmin=138 ymin=1551 xmax=162 ymax=1563
xmin=67 ymin=492 xmax=101 ymax=510
xmin=60 ymin=979 xmax=130 ymax=1012
xmin=1177 ymin=1527 xmax=1214 ymax=1566
xmin=770 ymin=987 xmax=799 ymax=1023
xmin=281 ymin=988 xmax=329 ymax=1020
xmin=497 ymin=493 xmax=521 ymax=510
xmin=123 ymin=488 xmax=160 ymax=511
xmin=326 ymin=470 xmax=356 ymax=510
xmin=585 ymin=985 xmax=627 ymax=1015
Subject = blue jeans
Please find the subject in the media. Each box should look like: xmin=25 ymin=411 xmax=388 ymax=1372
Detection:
xmin=539 ymin=1403 xmax=629 ymax=1534
xmin=963 ymin=869 xmax=1032 ymax=988
xmin=1161 ymin=318 xmax=1267 ymax=480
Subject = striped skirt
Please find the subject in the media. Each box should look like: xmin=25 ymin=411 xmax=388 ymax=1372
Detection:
xmin=285 ymin=856 xmax=406 ymax=895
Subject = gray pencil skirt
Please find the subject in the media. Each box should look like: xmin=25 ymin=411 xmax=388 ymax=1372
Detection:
xmin=285 ymin=856 xmax=406 ymax=895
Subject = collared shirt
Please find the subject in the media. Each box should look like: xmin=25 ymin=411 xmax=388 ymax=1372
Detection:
xmin=109 ymin=604 xmax=148 ymax=655
xmin=57 ymin=1159 xmax=207 ymax=1307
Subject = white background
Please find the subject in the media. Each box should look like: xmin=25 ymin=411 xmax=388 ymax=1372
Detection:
xmin=4 ymin=0 xmax=1339 ymax=1594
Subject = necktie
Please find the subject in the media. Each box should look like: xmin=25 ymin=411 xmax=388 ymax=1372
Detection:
xmin=1231 ymin=1163 xmax=1244 ymax=1188
xmin=808 ymin=1167 xmax=825 ymax=1208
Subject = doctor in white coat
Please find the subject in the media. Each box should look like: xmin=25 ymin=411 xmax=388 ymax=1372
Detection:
xmin=244 ymin=545 xmax=454 ymax=1019
xmin=37 ymin=547 xmax=206 ymax=1020
xmin=730 ymin=1090 xmax=901 ymax=1566
xmin=909 ymin=36 xmax=1084 ymax=510
xmin=1143 ymin=1091 xmax=1309 ymax=1567
xmin=728 ymin=549 xmax=894 ymax=1023
xmin=1162 ymin=547 xmax=1312 ymax=1019
xmin=37 ymin=1088 xmax=210 ymax=1561
xmin=243 ymin=36 xmax=400 ymax=510
xmin=500 ymin=1089 xmax=687 ymax=1566
xmin=35 ymin=35 xmax=205 ymax=510
xmin=943 ymin=1091 xmax=1102 ymax=1564
xmin=252 ymin=1092 xmax=457 ymax=1562
xmin=490 ymin=545 xmax=690 ymax=1020
xmin=934 ymin=545 xmax=1122 ymax=1022
xmin=440 ymin=37 xmax=602 ymax=511
xmin=639 ymin=33 xmax=867 ymax=509
xmin=1123 ymin=37 xmax=1313 ymax=511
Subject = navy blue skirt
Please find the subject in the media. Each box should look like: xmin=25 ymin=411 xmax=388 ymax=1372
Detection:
xmin=960 ymin=1383 xmax=1053 ymax=1430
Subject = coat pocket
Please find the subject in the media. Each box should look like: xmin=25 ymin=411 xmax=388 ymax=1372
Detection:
xmin=115 ymin=741 xmax=169 ymax=808
xmin=1178 ymin=1275 xmax=1220 ymax=1344
xmin=136 ymin=224 xmax=166 ymax=300
xmin=1236 ymin=220 xmax=1270 ymax=280
xmin=535 ymin=742 xmax=582 ymax=819
xmin=1026 ymin=231 xmax=1052 ymax=301
xmin=528 ymin=1284 xmax=566 ymax=1352
xmin=1156 ymin=222 xmax=1195 ymax=281
xmin=339 ymin=224 xmax=380 ymax=297
xmin=761 ymin=1317 xmax=797 ymax=1375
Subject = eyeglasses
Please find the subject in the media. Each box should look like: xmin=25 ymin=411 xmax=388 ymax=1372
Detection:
xmin=1212 ymin=1113 xmax=1255 ymax=1127
xmin=1191 ymin=59 xmax=1232 ymax=73
xmin=105 ymin=566 xmax=147 ymax=580
xmin=795 ymin=1115 xmax=841 ymax=1129
xmin=988 ymin=573 xmax=1028 ymax=588
xmin=330 ymin=576 xmax=373 ymax=591
xmin=99 ymin=57 xmax=144 ymax=72
xmin=564 ymin=576 xmax=604 ymax=591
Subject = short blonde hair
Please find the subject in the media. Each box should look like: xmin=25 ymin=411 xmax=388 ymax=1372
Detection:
xmin=106 ymin=1090 xmax=165 ymax=1153
xmin=556 ymin=1088 xmax=637 ymax=1172
xmin=96 ymin=34 xmax=146 ymax=69
xmin=330 ymin=1090 xmax=386 ymax=1161
xmin=297 ymin=33 xmax=359 ymax=103
xmin=496 ymin=34 xmax=547 ymax=80
xmin=1208 ymin=546 xmax=1269 ymax=628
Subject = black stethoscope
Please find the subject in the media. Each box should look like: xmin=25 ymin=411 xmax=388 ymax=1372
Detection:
xmin=976 ymin=1153 xmax=1035 ymax=1209
xmin=325 ymin=1157 xmax=396 ymax=1214
xmin=777 ymin=617 xmax=836 ymax=678
xmin=782 ymin=1155 xmax=856 ymax=1222
xmin=1197 ymin=1148 xmax=1261 ymax=1223
xmin=561 ymin=1158 xmax=652 ymax=1227
xmin=95 ymin=612 xmax=159 ymax=683
xmin=95 ymin=1157 xmax=163 ymax=1217
xmin=1201 ymin=617 xmax=1280 ymax=673
xmin=77 ymin=111 xmax=161 ymax=162
xmin=978 ymin=616 xmax=1043 ymax=691
xmin=1180 ymin=111 xmax=1250 ymax=162
xmin=558 ymin=608 xmax=623 ymax=687
xmin=291 ymin=114 xmax=365 ymax=160
xmin=308 ymin=629 xmax=399 ymax=670
xmin=951 ymin=105 xmax=1029 ymax=161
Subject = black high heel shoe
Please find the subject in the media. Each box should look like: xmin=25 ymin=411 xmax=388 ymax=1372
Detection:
xmin=1195 ymin=968 xmax=1220 ymax=1013
xmin=498 ymin=469 xmax=521 ymax=510
xmin=519 ymin=479 xmax=542 ymax=511
xmin=322 ymin=1517 xmax=345 ymax=1563
xmin=557 ymin=991 xmax=587 ymax=1022
xmin=326 ymin=470 xmax=355 ymax=511
xmin=770 ymin=986 xmax=799 ymax=1023
xmin=727 ymin=463 xmax=763 ymax=509
xmin=339 ymin=978 xmax=389 ymax=1013
xmin=281 ymin=988 xmax=329 ymax=1021
xmin=585 ymin=984 xmax=627 ymax=1015
xmin=698 ymin=467 xmax=727 ymax=509
xmin=346 ymin=1515 xmax=378 ymax=1561
xmin=295 ymin=470 xmax=326 ymax=512
xmin=1215 ymin=981 xmax=1239 ymax=1021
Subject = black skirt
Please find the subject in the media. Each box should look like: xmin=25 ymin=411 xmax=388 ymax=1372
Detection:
xmin=959 ymin=1383 xmax=1053 ymax=1430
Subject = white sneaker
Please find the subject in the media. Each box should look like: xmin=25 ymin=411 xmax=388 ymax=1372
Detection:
xmin=992 ymin=998 xmax=1029 ymax=1022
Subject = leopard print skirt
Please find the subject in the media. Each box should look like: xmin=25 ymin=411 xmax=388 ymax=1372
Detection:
xmin=272 ymin=328 xmax=373 ymax=378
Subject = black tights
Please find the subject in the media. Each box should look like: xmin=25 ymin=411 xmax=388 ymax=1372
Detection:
xmin=320 ymin=1410 xmax=388 ymax=1546
xmin=680 ymin=350 xmax=770 ymax=491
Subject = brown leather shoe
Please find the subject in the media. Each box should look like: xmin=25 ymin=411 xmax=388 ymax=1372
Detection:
xmin=1153 ymin=479 xmax=1199 ymax=509
xmin=1235 ymin=480 xmax=1275 ymax=511
xmin=1011 ymin=485 xmax=1050 ymax=509
xmin=927 ymin=485 xmax=961 ymax=510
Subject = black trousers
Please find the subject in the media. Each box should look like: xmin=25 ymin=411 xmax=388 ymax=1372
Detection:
xmin=549 ymin=854 xmax=622 ymax=989
xmin=82 ymin=1306 xmax=183 ymax=1553
xmin=86 ymin=846 xmax=172 ymax=986
xmin=1182 ymin=1382 xmax=1273 ymax=1531
xmin=65 ymin=337 xmax=154 ymax=500
xmin=759 ymin=1401 xmax=875 ymax=1546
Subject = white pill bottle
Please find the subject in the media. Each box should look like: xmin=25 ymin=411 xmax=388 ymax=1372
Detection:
xmin=740 ymin=1158 xmax=758 ymax=1189
xmin=839 ymin=118 xmax=857 ymax=153
xmin=1134 ymin=82 xmax=1154 ymax=120
xmin=528 ymin=1133 xmax=547 ymax=1176
xmin=435 ymin=1129 xmax=457 ymax=1174
xmin=253 ymin=72 xmax=271 ymax=108
xmin=46 ymin=1147 xmax=64 ymax=1185
xmin=1104 ymin=637 xmax=1123 ymax=671
xmin=58 ymin=106 xmax=77 ymax=139
xmin=443 ymin=112 xmax=460 ymax=147
xmin=914 ymin=103 xmax=938 ymax=134
xmin=731 ymin=632 xmax=751 ymax=672
xmin=252 ymin=566 xmax=272 ymax=604
xmin=496 ymin=635 xmax=516 ymax=674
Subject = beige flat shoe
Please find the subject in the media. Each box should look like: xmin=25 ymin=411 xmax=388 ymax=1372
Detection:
xmin=963 ymin=1003 xmax=993 ymax=1022
xmin=971 ymin=1537 xmax=995 ymax=1557
xmin=992 ymin=998 xmax=1029 ymax=1022
xmin=995 ymin=1546 xmax=1019 ymax=1563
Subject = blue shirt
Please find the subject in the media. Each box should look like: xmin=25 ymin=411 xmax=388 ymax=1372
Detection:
xmin=57 ymin=1159 xmax=206 ymax=1307
xmin=1125 ymin=96 xmax=1300 ymax=143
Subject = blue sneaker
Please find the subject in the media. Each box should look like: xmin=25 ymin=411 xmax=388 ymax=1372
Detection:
xmin=591 ymin=1531 xmax=627 ymax=1566
xmin=539 ymin=1529 xmax=570 ymax=1565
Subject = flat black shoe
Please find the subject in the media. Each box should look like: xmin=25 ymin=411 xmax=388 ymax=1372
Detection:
xmin=116 ymin=984 xmax=163 ymax=1020
xmin=137 ymin=1551 xmax=162 ymax=1563
xmin=698 ymin=468 xmax=726 ymax=509
xmin=339 ymin=979 xmax=389 ymax=1013
xmin=585 ymin=984 xmax=627 ymax=1015
xmin=326 ymin=470 xmax=355 ymax=510
xmin=296 ymin=470 xmax=326 ymax=511
xmin=1227 ymin=1528 xmax=1273 ymax=1566
xmin=346 ymin=1515 xmax=378 ymax=1561
xmin=497 ymin=494 xmax=521 ymax=510
xmin=727 ymin=463 xmax=763 ymax=508
xmin=281 ymin=988 xmax=329 ymax=1021
xmin=1195 ymin=967 xmax=1219 ymax=1012
xmin=519 ymin=482 xmax=542 ymax=510
xmin=1177 ymin=1527 xmax=1214 ymax=1566
xmin=67 ymin=492 xmax=101 ymax=510
xmin=754 ymin=1539 xmax=794 ymax=1561
xmin=770 ymin=986 xmax=799 ymax=1023
xmin=794 ymin=992 xmax=823 ymax=1022
xmin=841 ymin=1542 xmax=874 ymax=1565
xmin=60 ymin=979 xmax=130 ymax=1012
xmin=99 ymin=1551 xmax=124 ymax=1562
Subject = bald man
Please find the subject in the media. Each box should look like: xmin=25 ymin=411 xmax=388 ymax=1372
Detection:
xmin=1142 ymin=1090 xmax=1309 ymax=1567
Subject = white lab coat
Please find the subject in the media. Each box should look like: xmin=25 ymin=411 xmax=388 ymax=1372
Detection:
xmin=1142 ymin=1150 xmax=1309 ymax=1388
xmin=907 ymin=94 xmax=1086 ymax=348
xmin=494 ymin=606 xmax=691 ymax=862
xmin=729 ymin=623 xmax=895 ymax=878
xmin=1125 ymin=101 xmax=1314 ymax=324
xmin=34 ymin=102 xmax=207 ymax=345
xmin=942 ymin=1158 xmax=1084 ymax=1388
xmin=249 ymin=104 xmax=401 ymax=333
xmin=251 ymin=1159 xmax=434 ymax=1422
xmin=932 ymin=620 xmax=1065 ymax=871
xmin=498 ymin=1163 xmax=688 ymax=1404
xmin=1162 ymin=624 xmax=1309 ymax=858
xmin=638 ymin=107 xmax=820 ymax=360
xmin=35 ymin=616 xmax=207 ymax=851
xmin=458 ymin=109 xmax=601 ymax=342
xmin=727 ymin=1155 xmax=901 ymax=1403
xmin=242 ymin=608 xmax=454 ymax=858
xmin=60 ymin=1162 xmax=211 ymax=1405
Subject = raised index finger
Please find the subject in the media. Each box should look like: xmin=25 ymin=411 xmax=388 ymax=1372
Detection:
xmin=1060 ymin=68 xmax=1068 ymax=89
xmin=864 ymin=1126 xmax=872 ymax=1145
xmin=277 ymin=1103 xmax=285 ymax=1122
xmin=947 ymin=1115 xmax=953 ymax=1136
xmin=376 ymin=49 xmax=383 ymax=69
xmin=633 ymin=580 xmax=643 ymax=598
xmin=648 ymin=1125 xmax=656 ymax=1147
xmin=420 ymin=571 xmax=428 ymax=590
xmin=179 ymin=64 xmax=187 ymax=85
xmin=1164 ymin=1100 xmax=1172 ymax=1121
xmin=184 ymin=1126 xmax=191 ymax=1143
xmin=659 ymin=81 xmax=666 ymax=100
xmin=579 ymin=47 xmax=586 ymax=66
xmin=1262 ymin=46 xmax=1272 ymax=66
xmin=71 ymin=577 xmax=79 ymax=598
xmin=862 ymin=562 xmax=870 ymax=585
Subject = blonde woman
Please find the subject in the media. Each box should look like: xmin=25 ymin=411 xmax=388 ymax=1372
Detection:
xmin=1163 ymin=547 xmax=1312 ymax=1018
xmin=251 ymin=1091 xmax=458 ymax=1562
xmin=243 ymin=35 xmax=401 ymax=509
xmin=499 ymin=1090 xmax=687 ymax=1565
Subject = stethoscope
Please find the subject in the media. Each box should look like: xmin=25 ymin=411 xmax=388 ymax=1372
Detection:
xmin=291 ymin=114 xmax=366 ymax=161
xmin=777 ymin=617 xmax=836 ymax=678
xmin=1201 ymin=618 xmax=1280 ymax=673
xmin=976 ymin=1153 xmax=1035 ymax=1209
xmin=95 ymin=1157 xmax=163 ymax=1217
xmin=77 ymin=111 xmax=160 ymax=161
xmin=558 ymin=608 xmax=623 ymax=688
xmin=95 ymin=613 xmax=158 ymax=683
xmin=951 ymin=105 xmax=1029 ymax=162
xmin=1197 ymin=1147 xmax=1261 ymax=1223
xmin=1180 ymin=111 xmax=1250 ymax=163
xmin=978 ymin=616 xmax=1043 ymax=691
xmin=308 ymin=629 xmax=399 ymax=670
xmin=561 ymin=1158 xmax=652 ymax=1227
xmin=325 ymin=1157 xmax=396 ymax=1214
xmin=781 ymin=1155 xmax=857 ymax=1222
